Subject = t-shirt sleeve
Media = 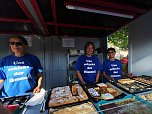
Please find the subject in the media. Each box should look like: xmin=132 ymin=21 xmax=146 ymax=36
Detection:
xmin=32 ymin=56 xmax=43 ymax=73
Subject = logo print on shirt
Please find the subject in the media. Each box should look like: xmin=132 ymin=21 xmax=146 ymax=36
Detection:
xmin=13 ymin=61 xmax=24 ymax=65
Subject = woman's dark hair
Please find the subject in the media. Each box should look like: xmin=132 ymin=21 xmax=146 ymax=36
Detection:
xmin=10 ymin=35 xmax=28 ymax=45
xmin=107 ymin=47 xmax=116 ymax=53
xmin=84 ymin=42 xmax=95 ymax=54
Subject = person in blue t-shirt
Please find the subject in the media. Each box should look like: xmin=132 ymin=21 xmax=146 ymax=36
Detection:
xmin=102 ymin=48 xmax=132 ymax=83
xmin=75 ymin=42 xmax=102 ymax=85
xmin=0 ymin=36 xmax=43 ymax=97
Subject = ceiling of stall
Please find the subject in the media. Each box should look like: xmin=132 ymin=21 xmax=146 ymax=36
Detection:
xmin=0 ymin=0 xmax=152 ymax=38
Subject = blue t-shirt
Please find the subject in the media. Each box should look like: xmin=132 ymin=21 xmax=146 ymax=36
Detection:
xmin=102 ymin=59 xmax=122 ymax=82
xmin=75 ymin=55 xmax=102 ymax=85
xmin=0 ymin=53 xmax=43 ymax=97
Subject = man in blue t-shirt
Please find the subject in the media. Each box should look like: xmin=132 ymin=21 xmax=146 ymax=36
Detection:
xmin=0 ymin=36 xmax=43 ymax=97
xmin=102 ymin=48 xmax=122 ymax=82
xmin=75 ymin=42 xmax=102 ymax=85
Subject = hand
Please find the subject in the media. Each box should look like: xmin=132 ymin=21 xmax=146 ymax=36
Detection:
xmin=94 ymin=81 xmax=98 ymax=84
xmin=81 ymin=81 xmax=86 ymax=85
xmin=109 ymin=77 xmax=115 ymax=82
xmin=127 ymin=73 xmax=133 ymax=78
xmin=33 ymin=86 xmax=41 ymax=93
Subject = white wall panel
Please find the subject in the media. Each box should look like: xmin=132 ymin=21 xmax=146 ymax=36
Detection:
xmin=128 ymin=11 xmax=152 ymax=76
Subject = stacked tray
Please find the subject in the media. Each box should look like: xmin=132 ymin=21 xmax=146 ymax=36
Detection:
xmin=0 ymin=95 xmax=30 ymax=105
xmin=117 ymin=78 xmax=152 ymax=94
xmin=47 ymin=85 xmax=88 ymax=108
xmin=95 ymin=95 xmax=152 ymax=114
xmin=0 ymin=95 xmax=31 ymax=113
xmin=84 ymin=82 xmax=127 ymax=102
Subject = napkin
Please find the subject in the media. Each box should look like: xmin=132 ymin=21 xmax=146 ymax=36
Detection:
xmin=25 ymin=88 xmax=46 ymax=106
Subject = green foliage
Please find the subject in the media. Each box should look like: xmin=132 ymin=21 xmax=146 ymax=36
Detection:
xmin=108 ymin=27 xmax=128 ymax=50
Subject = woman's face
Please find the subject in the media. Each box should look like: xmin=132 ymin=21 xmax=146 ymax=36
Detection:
xmin=86 ymin=44 xmax=94 ymax=56
xmin=9 ymin=37 xmax=27 ymax=54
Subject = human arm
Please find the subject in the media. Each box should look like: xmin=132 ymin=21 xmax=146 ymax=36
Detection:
xmin=75 ymin=56 xmax=86 ymax=84
xmin=0 ymin=79 xmax=4 ymax=90
xmin=76 ymin=71 xmax=86 ymax=84
xmin=0 ymin=70 xmax=5 ymax=90
xmin=33 ymin=73 xmax=43 ymax=93
xmin=102 ymin=60 xmax=114 ymax=82
xmin=95 ymin=71 xmax=101 ymax=83
xmin=32 ymin=56 xmax=43 ymax=93
xmin=122 ymin=71 xmax=134 ymax=78
xmin=103 ymin=72 xmax=114 ymax=82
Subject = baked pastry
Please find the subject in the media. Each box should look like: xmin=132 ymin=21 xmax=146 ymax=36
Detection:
xmin=97 ymin=83 xmax=107 ymax=88
xmin=118 ymin=79 xmax=135 ymax=84
xmin=133 ymin=77 xmax=152 ymax=85
xmin=99 ymin=88 xmax=108 ymax=94
xmin=101 ymin=93 xmax=114 ymax=100
xmin=88 ymin=88 xmax=100 ymax=97
xmin=140 ymin=93 xmax=152 ymax=102
xmin=49 ymin=85 xmax=88 ymax=107
xmin=107 ymin=88 xmax=118 ymax=96
xmin=52 ymin=102 xmax=97 ymax=114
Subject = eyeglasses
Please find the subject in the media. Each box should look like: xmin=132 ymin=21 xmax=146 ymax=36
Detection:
xmin=108 ymin=51 xmax=115 ymax=54
xmin=9 ymin=42 xmax=24 ymax=46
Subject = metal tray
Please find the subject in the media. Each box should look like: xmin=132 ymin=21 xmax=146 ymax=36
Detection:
xmin=49 ymin=101 xmax=99 ymax=114
xmin=135 ymin=90 xmax=152 ymax=102
xmin=0 ymin=94 xmax=31 ymax=113
xmin=133 ymin=75 xmax=152 ymax=85
xmin=46 ymin=85 xmax=89 ymax=108
xmin=83 ymin=82 xmax=127 ymax=103
xmin=95 ymin=94 xmax=152 ymax=114
xmin=116 ymin=80 xmax=152 ymax=94
xmin=0 ymin=95 xmax=31 ymax=106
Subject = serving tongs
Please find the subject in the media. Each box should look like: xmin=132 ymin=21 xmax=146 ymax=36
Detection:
xmin=110 ymin=80 xmax=118 ymax=86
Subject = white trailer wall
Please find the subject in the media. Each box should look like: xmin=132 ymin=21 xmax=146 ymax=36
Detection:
xmin=128 ymin=11 xmax=152 ymax=76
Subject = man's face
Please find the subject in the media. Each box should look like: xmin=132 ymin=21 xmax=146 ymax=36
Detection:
xmin=107 ymin=50 xmax=116 ymax=58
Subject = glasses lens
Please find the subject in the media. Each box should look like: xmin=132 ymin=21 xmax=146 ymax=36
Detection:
xmin=9 ymin=42 xmax=23 ymax=46
xmin=9 ymin=42 xmax=15 ymax=45
xmin=16 ymin=42 xmax=23 ymax=46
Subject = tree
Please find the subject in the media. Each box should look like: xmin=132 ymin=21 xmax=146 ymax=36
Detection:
xmin=108 ymin=27 xmax=128 ymax=50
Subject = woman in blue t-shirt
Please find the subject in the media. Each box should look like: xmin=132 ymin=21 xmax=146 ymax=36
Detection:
xmin=75 ymin=42 xmax=102 ymax=85
xmin=0 ymin=36 xmax=43 ymax=97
